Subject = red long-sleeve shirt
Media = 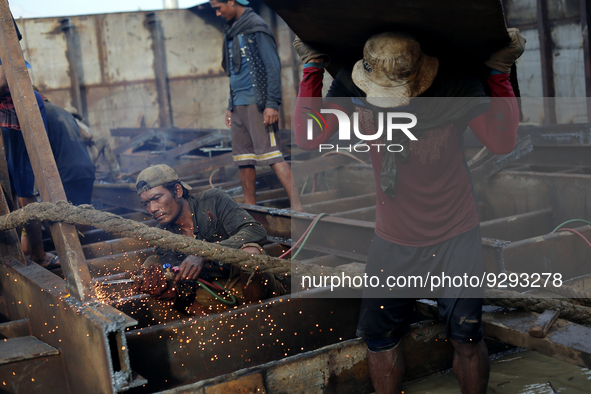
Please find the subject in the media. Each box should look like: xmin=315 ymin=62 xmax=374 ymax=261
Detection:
xmin=294 ymin=66 xmax=519 ymax=246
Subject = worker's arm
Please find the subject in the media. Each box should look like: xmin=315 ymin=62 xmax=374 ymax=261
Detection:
xmin=468 ymin=28 xmax=525 ymax=154
xmin=293 ymin=63 xmax=355 ymax=150
xmin=467 ymin=73 xmax=520 ymax=154
xmin=213 ymin=189 xmax=267 ymax=249
xmin=257 ymin=33 xmax=281 ymax=126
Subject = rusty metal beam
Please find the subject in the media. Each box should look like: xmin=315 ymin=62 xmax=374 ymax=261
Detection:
xmin=60 ymin=17 xmax=84 ymax=117
xmin=581 ymin=0 xmax=591 ymax=119
xmin=303 ymin=193 xmax=376 ymax=214
xmin=479 ymin=208 xmax=554 ymax=241
xmin=0 ymin=181 xmax=144 ymax=392
xmin=125 ymin=289 xmax=361 ymax=392
xmin=504 ymin=225 xmax=591 ymax=280
xmin=473 ymin=171 xmax=591 ymax=223
xmin=245 ymin=205 xmax=507 ymax=274
xmin=465 ymin=123 xmax=591 ymax=147
xmin=536 ymin=0 xmax=557 ymax=123
xmin=0 ymin=0 xmax=94 ymax=301
xmin=147 ymin=12 xmax=173 ymax=128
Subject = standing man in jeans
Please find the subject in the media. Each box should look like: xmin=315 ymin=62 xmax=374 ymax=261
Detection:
xmin=210 ymin=0 xmax=303 ymax=212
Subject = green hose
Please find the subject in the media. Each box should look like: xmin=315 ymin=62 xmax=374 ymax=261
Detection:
xmin=197 ymin=280 xmax=237 ymax=305
xmin=291 ymin=213 xmax=329 ymax=260
xmin=551 ymin=219 xmax=591 ymax=233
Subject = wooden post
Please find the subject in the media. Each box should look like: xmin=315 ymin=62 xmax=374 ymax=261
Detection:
xmin=536 ymin=0 xmax=557 ymax=123
xmin=0 ymin=0 xmax=95 ymax=302
xmin=580 ymin=0 xmax=591 ymax=121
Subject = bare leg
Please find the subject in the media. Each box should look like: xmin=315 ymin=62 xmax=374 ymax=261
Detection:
xmin=452 ymin=339 xmax=490 ymax=394
xmin=270 ymin=161 xmax=304 ymax=212
xmin=366 ymin=343 xmax=404 ymax=394
xmin=239 ymin=165 xmax=257 ymax=205
xmin=18 ymin=196 xmax=49 ymax=264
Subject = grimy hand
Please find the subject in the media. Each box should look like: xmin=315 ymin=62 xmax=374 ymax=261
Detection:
xmin=485 ymin=28 xmax=526 ymax=74
xmin=293 ymin=36 xmax=330 ymax=65
xmin=263 ymin=108 xmax=278 ymax=127
xmin=175 ymin=255 xmax=205 ymax=282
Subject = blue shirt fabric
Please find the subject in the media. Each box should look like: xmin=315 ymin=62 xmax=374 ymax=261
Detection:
xmin=2 ymin=91 xmax=48 ymax=197
xmin=44 ymin=102 xmax=95 ymax=185
xmin=228 ymin=35 xmax=256 ymax=106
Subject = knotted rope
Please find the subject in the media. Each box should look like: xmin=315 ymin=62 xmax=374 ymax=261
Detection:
xmin=2 ymin=202 xmax=591 ymax=326
xmin=0 ymin=201 xmax=329 ymax=277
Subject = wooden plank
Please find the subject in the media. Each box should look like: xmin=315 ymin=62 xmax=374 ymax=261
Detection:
xmin=0 ymin=336 xmax=59 ymax=365
xmin=112 ymin=129 xmax=157 ymax=155
xmin=536 ymin=0 xmax=557 ymax=123
xmin=174 ymin=153 xmax=233 ymax=178
xmin=483 ymin=309 xmax=591 ymax=369
xmin=529 ymin=310 xmax=559 ymax=338
xmin=149 ymin=131 xmax=231 ymax=165
xmin=0 ymin=3 xmax=93 ymax=301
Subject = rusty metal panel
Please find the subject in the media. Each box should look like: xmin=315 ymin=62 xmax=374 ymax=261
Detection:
xmin=159 ymin=10 xmax=224 ymax=78
xmin=16 ymin=18 xmax=70 ymax=89
xmin=100 ymin=12 xmax=155 ymax=83
xmin=168 ymin=76 xmax=229 ymax=129
xmin=85 ymin=84 xmax=160 ymax=144
xmin=126 ymin=290 xmax=361 ymax=392
xmin=474 ymin=171 xmax=591 ymax=223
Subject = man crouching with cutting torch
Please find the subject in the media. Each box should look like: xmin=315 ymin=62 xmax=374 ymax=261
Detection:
xmin=132 ymin=164 xmax=286 ymax=314
xmin=292 ymin=30 xmax=525 ymax=393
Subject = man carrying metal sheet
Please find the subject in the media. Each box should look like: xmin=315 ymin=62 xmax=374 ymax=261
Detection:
xmin=293 ymin=30 xmax=525 ymax=393
xmin=210 ymin=0 xmax=304 ymax=212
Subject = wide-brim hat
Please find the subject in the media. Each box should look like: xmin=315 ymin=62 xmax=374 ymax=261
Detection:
xmin=352 ymin=32 xmax=439 ymax=108
xmin=136 ymin=164 xmax=192 ymax=195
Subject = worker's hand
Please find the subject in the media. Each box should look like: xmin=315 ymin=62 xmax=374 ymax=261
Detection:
xmin=138 ymin=264 xmax=169 ymax=297
xmin=293 ymin=36 xmax=330 ymax=66
xmin=485 ymin=28 xmax=526 ymax=74
xmin=175 ymin=255 xmax=205 ymax=282
xmin=263 ymin=108 xmax=278 ymax=127
xmin=225 ymin=110 xmax=232 ymax=128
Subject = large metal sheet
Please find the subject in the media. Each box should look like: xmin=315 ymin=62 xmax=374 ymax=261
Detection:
xmin=264 ymin=0 xmax=510 ymax=71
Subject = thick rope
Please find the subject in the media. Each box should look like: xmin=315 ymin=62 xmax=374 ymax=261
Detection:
xmin=0 ymin=201 xmax=338 ymax=277
xmin=3 ymin=202 xmax=591 ymax=326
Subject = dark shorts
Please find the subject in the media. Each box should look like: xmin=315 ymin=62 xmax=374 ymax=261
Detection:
xmin=63 ymin=178 xmax=94 ymax=206
xmin=230 ymin=104 xmax=284 ymax=167
xmin=357 ymin=226 xmax=484 ymax=344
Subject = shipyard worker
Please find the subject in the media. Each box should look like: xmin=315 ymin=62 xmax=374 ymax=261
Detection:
xmin=210 ymin=0 xmax=304 ymax=212
xmin=293 ymin=30 xmax=525 ymax=394
xmin=134 ymin=164 xmax=284 ymax=314
xmin=64 ymin=106 xmax=126 ymax=183
xmin=0 ymin=64 xmax=94 ymax=269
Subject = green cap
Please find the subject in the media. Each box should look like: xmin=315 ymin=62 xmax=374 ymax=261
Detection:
xmin=235 ymin=0 xmax=249 ymax=4
xmin=136 ymin=164 xmax=192 ymax=195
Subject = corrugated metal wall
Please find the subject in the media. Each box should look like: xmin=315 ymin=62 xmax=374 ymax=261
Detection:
xmin=15 ymin=0 xmax=591 ymax=147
